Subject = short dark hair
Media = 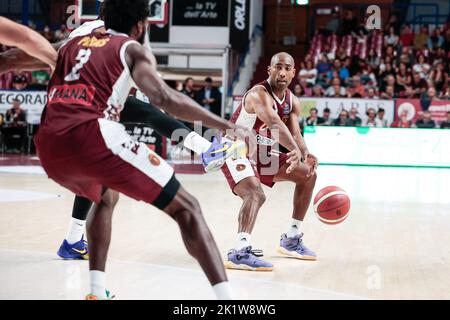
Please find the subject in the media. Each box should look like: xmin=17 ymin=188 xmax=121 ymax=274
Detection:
xmin=378 ymin=108 xmax=385 ymax=113
xmin=323 ymin=107 xmax=331 ymax=113
xmin=205 ymin=77 xmax=213 ymax=83
xmin=185 ymin=77 xmax=194 ymax=84
xmin=103 ymin=0 xmax=149 ymax=35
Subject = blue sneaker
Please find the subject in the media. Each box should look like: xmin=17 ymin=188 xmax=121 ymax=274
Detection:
xmin=225 ymin=246 xmax=273 ymax=271
xmin=57 ymin=236 xmax=89 ymax=260
xmin=278 ymin=233 xmax=317 ymax=261
xmin=201 ymin=137 xmax=247 ymax=172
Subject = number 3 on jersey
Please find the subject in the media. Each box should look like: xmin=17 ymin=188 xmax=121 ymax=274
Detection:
xmin=64 ymin=49 xmax=92 ymax=82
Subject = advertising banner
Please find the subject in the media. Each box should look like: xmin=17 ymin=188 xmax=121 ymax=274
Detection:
xmin=0 ymin=90 xmax=47 ymax=124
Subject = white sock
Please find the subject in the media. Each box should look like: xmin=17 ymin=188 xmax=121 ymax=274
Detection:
xmin=66 ymin=218 xmax=86 ymax=244
xmin=90 ymin=270 xmax=107 ymax=298
xmin=287 ymin=219 xmax=302 ymax=238
xmin=183 ymin=132 xmax=212 ymax=155
xmin=235 ymin=232 xmax=251 ymax=250
xmin=212 ymin=281 xmax=233 ymax=300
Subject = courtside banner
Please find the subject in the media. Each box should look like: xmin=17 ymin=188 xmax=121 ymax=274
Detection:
xmin=396 ymin=99 xmax=450 ymax=123
xmin=229 ymin=0 xmax=250 ymax=53
xmin=0 ymin=90 xmax=47 ymax=124
xmin=172 ymin=0 xmax=229 ymax=27
xmin=299 ymin=98 xmax=395 ymax=125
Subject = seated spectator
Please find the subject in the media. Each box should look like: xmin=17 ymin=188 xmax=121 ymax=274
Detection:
xmin=196 ymin=77 xmax=221 ymax=116
xmin=398 ymin=46 xmax=414 ymax=65
xmin=384 ymin=26 xmax=399 ymax=47
xmin=429 ymin=62 xmax=445 ymax=92
xmin=391 ymin=111 xmax=412 ymax=128
xmin=395 ymin=62 xmax=412 ymax=92
xmin=399 ymin=25 xmax=414 ymax=47
xmin=347 ymin=75 xmax=365 ymax=97
xmin=348 ymin=107 xmax=362 ymax=126
xmin=11 ymin=74 xmax=28 ymax=90
xmin=362 ymin=108 xmax=378 ymax=127
xmin=28 ymin=70 xmax=50 ymax=90
xmin=415 ymin=111 xmax=436 ymax=128
xmin=332 ymin=110 xmax=352 ymax=126
xmin=298 ymin=60 xmax=317 ymax=87
xmin=413 ymin=54 xmax=431 ymax=79
xmin=440 ymin=112 xmax=450 ymax=129
xmin=341 ymin=10 xmax=358 ymax=36
xmin=298 ymin=79 xmax=312 ymax=96
xmin=325 ymin=77 xmax=346 ymax=97
xmin=380 ymin=75 xmax=400 ymax=96
xmin=428 ymin=27 xmax=444 ymax=52
xmin=367 ymin=49 xmax=380 ymax=69
xmin=376 ymin=108 xmax=388 ymax=127
xmin=311 ymin=84 xmax=324 ymax=97
xmin=293 ymin=83 xmax=304 ymax=98
xmin=42 ymin=25 xmax=53 ymax=42
xmin=321 ymin=107 xmax=332 ymax=125
xmin=305 ymin=108 xmax=325 ymax=126
xmin=409 ymin=72 xmax=428 ymax=98
xmin=54 ymin=24 xmax=70 ymax=41
xmin=360 ymin=65 xmax=377 ymax=87
xmin=380 ymin=85 xmax=396 ymax=99
xmin=413 ymin=25 xmax=429 ymax=51
xmin=180 ymin=77 xmax=196 ymax=100
xmin=365 ymin=87 xmax=379 ymax=99
xmin=4 ymin=98 xmax=27 ymax=153
xmin=316 ymin=54 xmax=331 ymax=84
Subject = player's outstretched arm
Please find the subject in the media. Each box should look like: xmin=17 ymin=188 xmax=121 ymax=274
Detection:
xmin=248 ymin=87 xmax=302 ymax=173
xmin=126 ymin=43 xmax=235 ymax=131
xmin=0 ymin=17 xmax=57 ymax=71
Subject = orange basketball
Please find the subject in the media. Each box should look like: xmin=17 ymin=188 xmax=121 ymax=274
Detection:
xmin=313 ymin=186 xmax=350 ymax=225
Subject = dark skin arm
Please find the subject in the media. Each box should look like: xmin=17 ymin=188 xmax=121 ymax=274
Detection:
xmin=246 ymin=86 xmax=301 ymax=173
xmin=288 ymin=96 xmax=318 ymax=177
xmin=0 ymin=40 xmax=66 ymax=74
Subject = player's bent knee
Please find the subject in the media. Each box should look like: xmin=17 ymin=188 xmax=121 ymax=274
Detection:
xmin=101 ymin=189 xmax=120 ymax=209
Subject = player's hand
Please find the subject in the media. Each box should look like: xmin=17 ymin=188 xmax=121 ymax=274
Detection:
xmin=286 ymin=148 xmax=301 ymax=174
xmin=304 ymin=153 xmax=319 ymax=178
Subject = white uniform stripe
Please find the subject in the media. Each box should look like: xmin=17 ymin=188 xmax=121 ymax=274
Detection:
xmin=313 ymin=190 xmax=348 ymax=213
xmin=98 ymin=119 xmax=174 ymax=187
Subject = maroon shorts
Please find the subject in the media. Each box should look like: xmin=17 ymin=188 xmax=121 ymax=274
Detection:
xmin=35 ymin=119 xmax=179 ymax=209
xmin=221 ymin=152 xmax=288 ymax=193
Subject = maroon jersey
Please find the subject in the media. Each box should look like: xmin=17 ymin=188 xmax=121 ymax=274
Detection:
xmin=230 ymin=80 xmax=293 ymax=148
xmin=41 ymin=30 xmax=138 ymax=134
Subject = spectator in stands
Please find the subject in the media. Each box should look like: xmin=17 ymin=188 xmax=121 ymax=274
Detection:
xmin=429 ymin=62 xmax=445 ymax=93
xmin=298 ymin=60 xmax=317 ymax=87
xmin=413 ymin=25 xmax=429 ymax=51
xmin=376 ymin=108 xmax=388 ymax=127
xmin=341 ymin=10 xmax=358 ymax=36
xmin=380 ymin=85 xmax=396 ymax=99
xmin=29 ymin=70 xmax=50 ymax=90
xmin=362 ymin=108 xmax=378 ymax=127
xmin=415 ymin=111 xmax=436 ymax=128
xmin=4 ymin=98 xmax=27 ymax=153
xmin=384 ymin=26 xmax=399 ymax=47
xmin=440 ymin=112 xmax=450 ymax=129
xmin=293 ymin=84 xmax=304 ymax=98
xmin=365 ymin=87 xmax=379 ymax=99
xmin=298 ymin=79 xmax=312 ymax=96
xmin=11 ymin=74 xmax=28 ymax=90
xmin=413 ymin=54 xmax=431 ymax=79
xmin=196 ymin=77 xmax=222 ymax=117
xmin=367 ymin=48 xmax=381 ymax=69
xmin=311 ymin=84 xmax=324 ymax=97
xmin=321 ymin=107 xmax=332 ymax=126
xmin=399 ymin=25 xmax=414 ymax=47
xmin=305 ymin=108 xmax=325 ymax=126
xmin=428 ymin=27 xmax=444 ymax=52
xmin=326 ymin=59 xmax=349 ymax=84
xmin=398 ymin=46 xmax=414 ymax=65
xmin=391 ymin=111 xmax=412 ymax=128
xmin=380 ymin=75 xmax=400 ymax=96
xmin=409 ymin=72 xmax=428 ymax=98
xmin=332 ymin=110 xmax=351 ymax=126
xmin=385 ymin=13 xmax=401 ymax=35
xmin=316 ymin=54 xmax=331 ymax=85
xmin=347 ymin=75 xmax=365 ymax=98
xmin=325 ymin=77 xmax=346 ymax=97
xmin=42 ymin=25 xmax=53 ymax=42
xmin=54 ymin=24 xmax=70 ymax=41
xmin=180 ymin=77 xmax=196 ymax=100
xmin=348 ymin=107 xmax=362 ymax=126
xmin=395 ymin=62 xmax=412 ymax=94
xmin=325 ymin=10 xmax=340 ymax=35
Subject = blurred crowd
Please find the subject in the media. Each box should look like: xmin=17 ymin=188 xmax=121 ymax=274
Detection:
xmin=292 ymin=11 xmax=450 ymax=102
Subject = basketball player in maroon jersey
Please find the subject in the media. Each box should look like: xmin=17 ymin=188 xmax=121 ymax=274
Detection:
xmin=222 ymin=52 xmax=319 ymax=271
xmin=35 ymin=0 xmax=247 ymax=299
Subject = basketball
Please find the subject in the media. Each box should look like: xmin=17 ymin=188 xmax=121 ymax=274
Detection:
xmin=313 ymin=186 xmax=351 ymax=225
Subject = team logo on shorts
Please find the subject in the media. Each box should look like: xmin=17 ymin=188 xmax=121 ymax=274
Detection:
xmin=149 ymin=154 xmax=161 ymax=166
xmin=236 ymin=164 xmax=246 ymax=172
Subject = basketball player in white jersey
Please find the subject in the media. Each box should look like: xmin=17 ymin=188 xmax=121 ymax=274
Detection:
xmin=222 ymin=52 xmax=319 ymax=271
